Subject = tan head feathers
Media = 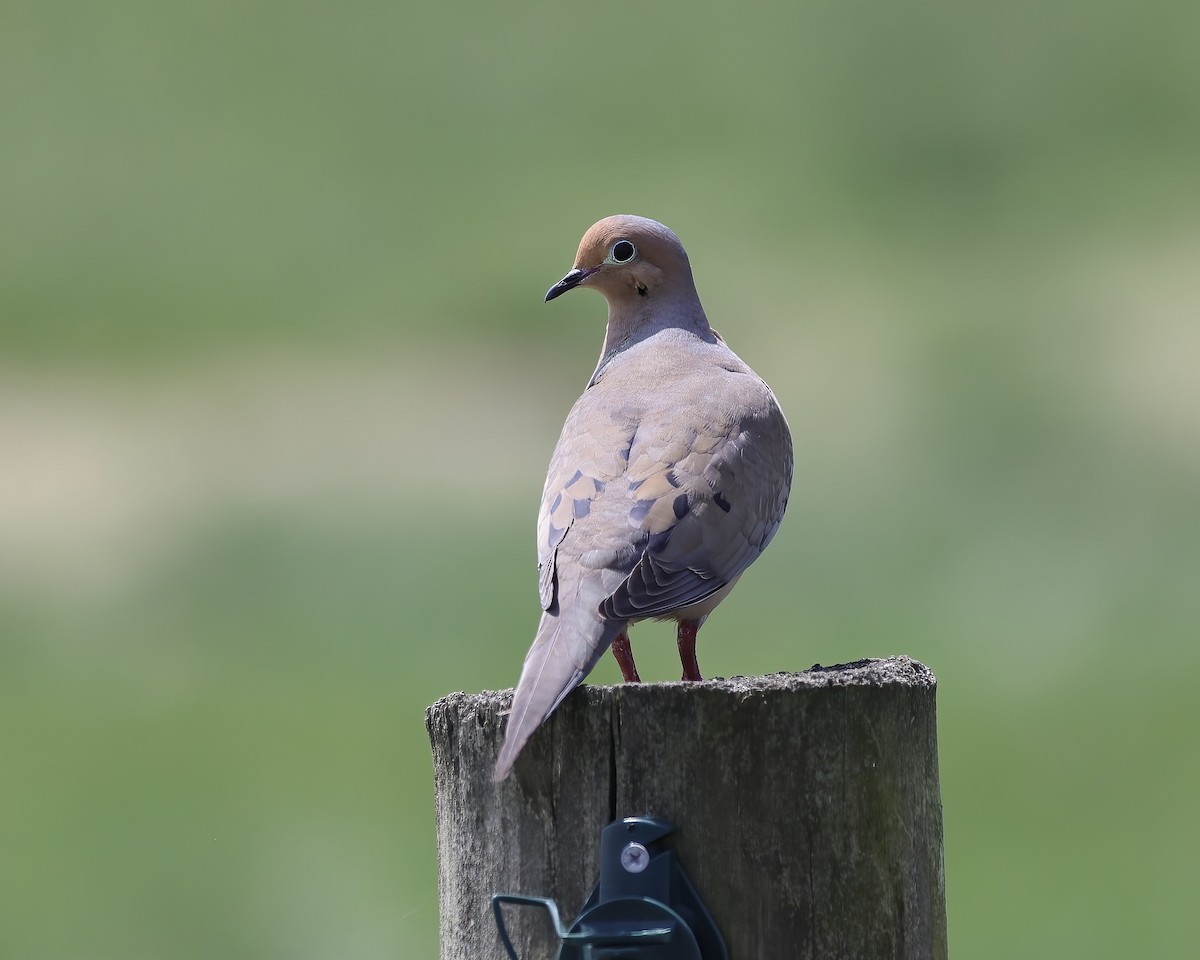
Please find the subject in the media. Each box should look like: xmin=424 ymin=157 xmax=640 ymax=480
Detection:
xmin=545 ymin=215 xmax=695 ymax=303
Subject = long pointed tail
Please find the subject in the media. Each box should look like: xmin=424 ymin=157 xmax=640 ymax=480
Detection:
xmin=494 ymin=601 xmax=624 ymax=781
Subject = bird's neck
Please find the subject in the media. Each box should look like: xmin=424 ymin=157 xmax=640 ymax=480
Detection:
xmin=591 ymin=285 xmax=713 ymax=384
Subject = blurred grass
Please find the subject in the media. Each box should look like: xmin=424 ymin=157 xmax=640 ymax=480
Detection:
xmin=4 ymin=0 xmax=1198 ymax=361
xmin=3 ymin=1 xmax=1200 ymax=957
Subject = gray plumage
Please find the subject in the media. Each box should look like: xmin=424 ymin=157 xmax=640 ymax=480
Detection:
xmin=494 ymin=215 xmax=792 ymax=780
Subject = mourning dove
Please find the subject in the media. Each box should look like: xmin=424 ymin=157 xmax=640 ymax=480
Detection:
xmin=494 ymin=215 xmax=793 ymax=781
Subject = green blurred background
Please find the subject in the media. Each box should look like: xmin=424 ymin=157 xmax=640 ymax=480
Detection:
xmin=3 ymin=1 xmax=1198 ymax=956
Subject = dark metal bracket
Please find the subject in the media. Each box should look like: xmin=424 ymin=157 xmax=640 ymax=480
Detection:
xmin=492 ymin=817 xmax=728 ymax=960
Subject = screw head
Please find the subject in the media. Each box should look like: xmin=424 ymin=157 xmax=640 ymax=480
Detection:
xmin=620 ymin=841 xmax=650 ymax=873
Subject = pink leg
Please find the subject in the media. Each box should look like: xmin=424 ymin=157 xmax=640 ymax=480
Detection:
xmin=611 ymin=631 xmax=641 ymax=682
xmin=677 ymin=620 xmax=703 ymax=681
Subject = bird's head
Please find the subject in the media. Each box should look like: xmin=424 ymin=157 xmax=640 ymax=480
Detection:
xmin=545 ymin=215 xmax=695 ymax=306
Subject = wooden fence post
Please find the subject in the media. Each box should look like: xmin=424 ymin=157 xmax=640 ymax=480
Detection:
xmin=426 ymin=657 xmax=947 ymax=960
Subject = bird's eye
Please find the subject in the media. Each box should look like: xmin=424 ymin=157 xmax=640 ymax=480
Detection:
xmin=610 ymin=240 xmax=636 ymax=263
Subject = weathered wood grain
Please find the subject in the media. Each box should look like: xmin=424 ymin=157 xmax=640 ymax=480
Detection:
xmin=427 ymin=657 xmax=947 ymax=960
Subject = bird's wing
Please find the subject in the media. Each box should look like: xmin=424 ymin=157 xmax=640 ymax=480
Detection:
xmin=535 ymin=395 xmax=639 ymax=610
xmin=497 ymin=397 xmax=638 ymax=780
xmin=600 ymin=368 xmax=793 ymax=621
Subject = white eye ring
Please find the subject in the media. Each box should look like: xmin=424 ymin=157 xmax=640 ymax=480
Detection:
xmin=609 ymin=240 xmax=636 ymax=263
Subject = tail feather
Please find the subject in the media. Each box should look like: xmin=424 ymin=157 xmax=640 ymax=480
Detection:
xmin=494 ymin=586 xmax=624 ymax=781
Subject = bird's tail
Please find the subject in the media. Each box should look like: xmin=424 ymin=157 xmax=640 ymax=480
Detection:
xmin=494 ymin=576 xmax=625 ymax=781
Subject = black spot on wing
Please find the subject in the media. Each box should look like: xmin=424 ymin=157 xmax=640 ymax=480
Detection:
xmin=673 ymin=494 xmax=689 ymax=519
xmin=630 ymin=499 xmax=656 ymax=523
xmin=538 ymin=549 xmax=558 ymax=611
xmin=714 ymin=491 xmax=731 ymax=513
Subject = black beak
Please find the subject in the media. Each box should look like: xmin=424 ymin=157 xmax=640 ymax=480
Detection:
xmin=545 ymin=266 xmax=598 ymax=302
